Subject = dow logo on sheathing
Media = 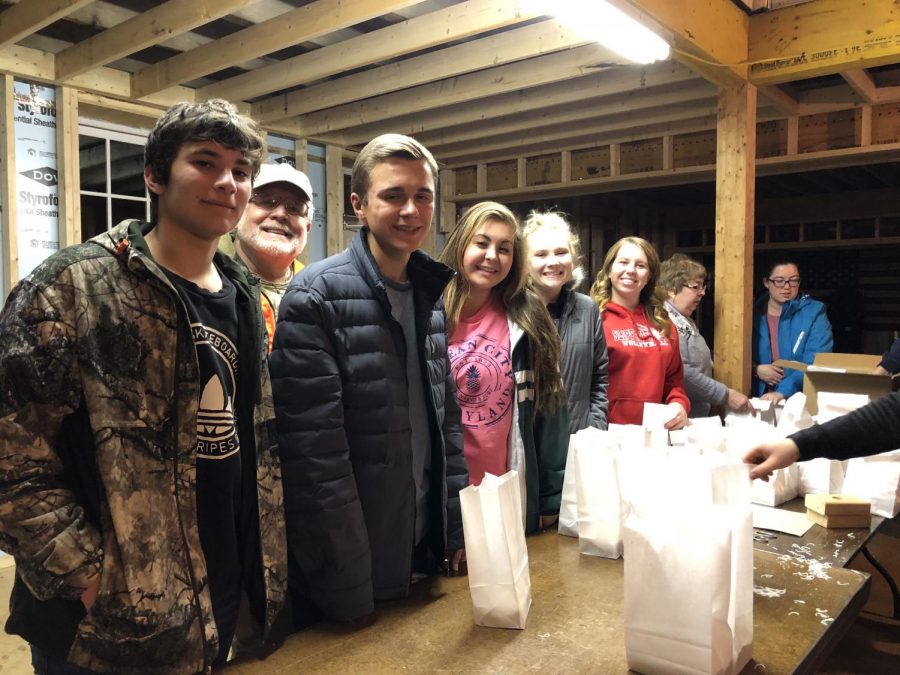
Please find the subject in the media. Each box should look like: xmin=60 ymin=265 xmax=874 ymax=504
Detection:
xmin=20 ymin=166 xmax=58 ymax=187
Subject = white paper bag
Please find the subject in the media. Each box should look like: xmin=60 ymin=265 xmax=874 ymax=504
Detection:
xmin=842 ymin=450 xmax=900 ymax=518
xmin=559 ymin=428 xmax=617 ymax=537
xmin=777 ymin=393 xmax=815 ymax=433
xmin=574 ymin=443 xmax=622 ymax=558
xmin=816 ymin=392 xmax=870 ymax=424
xmin=797 ymin=457 xmax=845 ymax=495
xmin=622 ymin=457 xmax=753 ymax=675
xmin=459 ymin=471 xmax=531 ymax=629
xmin=642 ymin=403 xmax=671 ymax=448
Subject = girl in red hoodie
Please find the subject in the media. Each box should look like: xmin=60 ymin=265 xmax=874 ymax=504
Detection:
xmin=589 ymin=236 xmax=689 ymax=428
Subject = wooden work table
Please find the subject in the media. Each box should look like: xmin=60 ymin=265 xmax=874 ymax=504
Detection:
xmin=225 ymin=530 xmax=869 ymax=674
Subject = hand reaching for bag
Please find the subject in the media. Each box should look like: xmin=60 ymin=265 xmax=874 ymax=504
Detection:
xmin=664 ymin=402 xmax=688 ymax=430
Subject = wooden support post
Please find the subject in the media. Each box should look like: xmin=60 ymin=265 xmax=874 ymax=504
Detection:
xmin=662 ymin=134 xmax=674 ymax=170
xmin=786 ymin=116 xmax=799 ymax=155
xmin=325 ymin=144 xmax=344 ymax=256
xmin=56 ymin=85 xmax=80 ymax=248
xmin=516 ymin=157 xmax=526 ymax=188
xmin=0 ymin=74 xmax=17 ymax=297
xmin=439 ymin=168 xmax=457 ymax=234
xmin=560 ymin=150 xmax=572 ymax=182
xmin=476 ymin=163 xmax=487 ymax=193
xmin=294 ymin=138 xmax=309 ymax=173
xmin=294 ymin=138 xmax=310 ymax=266
xmin=714 ymin=83 xmax=757 ymax=395
xmin=609 ymin=143 xmax=621 ymax=177
xmin=857 ymin=105 xmax=872 ymax=147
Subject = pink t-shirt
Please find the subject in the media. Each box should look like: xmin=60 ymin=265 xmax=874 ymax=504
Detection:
xmin=448 ymin=299 xmax=514 ymax=487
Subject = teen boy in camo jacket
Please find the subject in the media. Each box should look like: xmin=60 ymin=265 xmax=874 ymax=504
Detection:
xmin=0 ymin=100 xmax=286 ymax=674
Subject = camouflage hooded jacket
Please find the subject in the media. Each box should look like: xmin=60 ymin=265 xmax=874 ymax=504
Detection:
xmin=0 ymin=220 xmax=287 ymax=674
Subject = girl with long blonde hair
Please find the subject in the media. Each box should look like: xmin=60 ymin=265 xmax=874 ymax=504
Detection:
xmin=589 ymin=236 xmax=689 ymax=428
xmin=441 ymin=201 xmax=568 ymax=533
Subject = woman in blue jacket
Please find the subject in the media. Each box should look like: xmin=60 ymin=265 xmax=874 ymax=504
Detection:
xmin=751 ymin=259 xmax=833 ymax=402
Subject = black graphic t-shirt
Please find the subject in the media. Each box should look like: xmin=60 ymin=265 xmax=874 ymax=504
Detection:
xmin=165 ymin=267 xmax=242 ymax=664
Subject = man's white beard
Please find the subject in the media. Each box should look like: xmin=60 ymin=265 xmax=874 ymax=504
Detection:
xmin=240 ymin=229 xmax=302 ymax=260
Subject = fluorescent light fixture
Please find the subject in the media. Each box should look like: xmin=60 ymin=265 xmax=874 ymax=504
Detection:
xmin=526 ymin=0 xmax=671 ymax=64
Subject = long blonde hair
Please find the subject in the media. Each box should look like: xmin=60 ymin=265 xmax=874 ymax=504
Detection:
xmin=521 ymin=210 xmax=587 ymax=289
xmin=440 ymin=201 xmax=564 ymax=413
xmin=589 ymin=236 xmax=671 ymax=337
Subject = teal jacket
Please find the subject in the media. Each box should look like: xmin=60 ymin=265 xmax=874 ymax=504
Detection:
xmin=508 ymin=321 xmax=570 ymax=534
xmin=752 ymin=292 xmax=833 ymax=397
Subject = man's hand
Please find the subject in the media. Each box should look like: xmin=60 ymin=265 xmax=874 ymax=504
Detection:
xmin=81 ymin=574 xmax=100 ymax=611
xmin=760 ymin=391 xmax=785 ymax=404
xmin=664 ymin=402 xmax=688 ymax=430
xmin=743 ymin=439 xmax=800 ymax=481
xmin=726 ymin=388 xmax=754 ymax=414
xmin=756 ymin=364 xmax=783 ymax=387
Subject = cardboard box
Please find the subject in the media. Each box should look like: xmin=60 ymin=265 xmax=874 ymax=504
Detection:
xmin=773 ymin=353 xmax=894 ymax=415
xmin=805 ymin=493 xmax=872 ymax=528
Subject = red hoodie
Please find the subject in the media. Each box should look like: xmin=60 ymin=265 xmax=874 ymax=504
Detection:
xmin=602 ymin=301 xmax=690 ymax=425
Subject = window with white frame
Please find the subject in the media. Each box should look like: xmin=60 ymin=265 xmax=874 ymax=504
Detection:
xmin=78 ymin=120 xmax=149 ymax=242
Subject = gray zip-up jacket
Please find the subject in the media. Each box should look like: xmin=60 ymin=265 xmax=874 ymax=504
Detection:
xmin=557 ymin=287 xmax=609 ymax=433
xmin=665 ymin=300 xmax=727 ymax=418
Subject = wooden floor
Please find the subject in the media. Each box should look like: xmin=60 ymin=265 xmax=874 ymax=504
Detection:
xmin=1 ymin=523 xmax=897 ymax=674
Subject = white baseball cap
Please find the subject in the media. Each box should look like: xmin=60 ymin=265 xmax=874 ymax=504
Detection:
xmin=254 ymin=162 xmax=313 ymax=203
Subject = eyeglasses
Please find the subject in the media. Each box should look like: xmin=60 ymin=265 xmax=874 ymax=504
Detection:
xmin=684 ymin=282 xmax=708 ymax=293
xmin=768 ymin=276 xmax=801 ymax=288
xmin=250 ymin=194 xmax=310 ymax=218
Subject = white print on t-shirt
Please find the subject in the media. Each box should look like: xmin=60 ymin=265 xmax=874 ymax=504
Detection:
xmin=192 ymin=323 xmax=239 ymax=460
xmin=448 ymin=335 xmax=514 ymax=429
xmin=610 ymin=324 xmax=669 ymax=349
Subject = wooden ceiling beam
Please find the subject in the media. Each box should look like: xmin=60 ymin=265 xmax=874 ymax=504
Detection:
xmin=415 ymin=83 xmax=717 ymax=148
xmin=54 ymin=0 xmax=250 ymax=81
xmin=842 ymin=69 xmax=878 ymax=104
xmin=130 ymin=0 xmax=423 ymax=99
xmin=0 ymin=0 xmax=93 ymax=49
xmin=625 ymin=0 xmax=749 ymax=86
xmin=253 ymin=17 xmax=597 ymax=123
xmin=200 ymin=0 xmax=542 ymax=104
xmin=759 ymin=84 xmax=799 ymax=117
xmin=337 ymin=62 xmax=702 ymax=146
xmin=1 ymin=42 xmax=195 ymax=108
xmin=431 ymin=104 xmax=718 ymax=163
xmin=290 ymin=43 xmax=630 ymax=138
xmin=841 ymin=69 xmax=900 ymax=105
xmin=749 ymin=0 xmax=900 ymax=85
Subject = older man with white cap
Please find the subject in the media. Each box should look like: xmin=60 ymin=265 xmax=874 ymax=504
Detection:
xmin=221 ymin=161 xmax=314 ymax=351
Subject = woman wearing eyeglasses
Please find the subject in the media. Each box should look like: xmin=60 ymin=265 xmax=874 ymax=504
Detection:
xmin=660 ymin=254 xmax=753 ymax=417
xmin=751 ymin=259 xmax=833 ymax=403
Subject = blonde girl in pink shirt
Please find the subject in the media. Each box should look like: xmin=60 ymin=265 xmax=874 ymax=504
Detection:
xmin=439 ymin=201 xmax=569 ymax=533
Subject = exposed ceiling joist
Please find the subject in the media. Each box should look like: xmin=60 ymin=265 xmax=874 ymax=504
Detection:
xmin=626 ymin=0 xmax=749 ymax=86
xmin=759 ymin=84 xmax=798 ymax=116
xmin=416 ymin=83 xmax=716 ymax=148
xmin=0 ymin=0 xmax=92 ymax=49
xmin=130 ymin=0 xmax=424 ymax=99
xmin=199 ymin=0 xmax=541 ymax=103
xmin=292 ymin=42 xmax=630 ymax=139
xmin=337 ymin=62 xmax=701 ymax=146
xmin=54 ymin=0 xmax=250 ymax=81
xmin=1 ymin=42 xmax=196 ymax=108
xmin=253 ymin=17 xmax=594 ymax=123
xmin=841 ymin=69 xmax=900 ymax=105
xmin=432 ymin=104 xmax=719 ymax=162
xmin=748 ymin=0 xmax=900 ymax=85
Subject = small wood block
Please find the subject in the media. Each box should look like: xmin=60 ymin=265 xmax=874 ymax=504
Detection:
xmin=804 ymin=493 xmax=870 ymax=516
xmin=806 ymin=508 xmax=871 ymax=529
